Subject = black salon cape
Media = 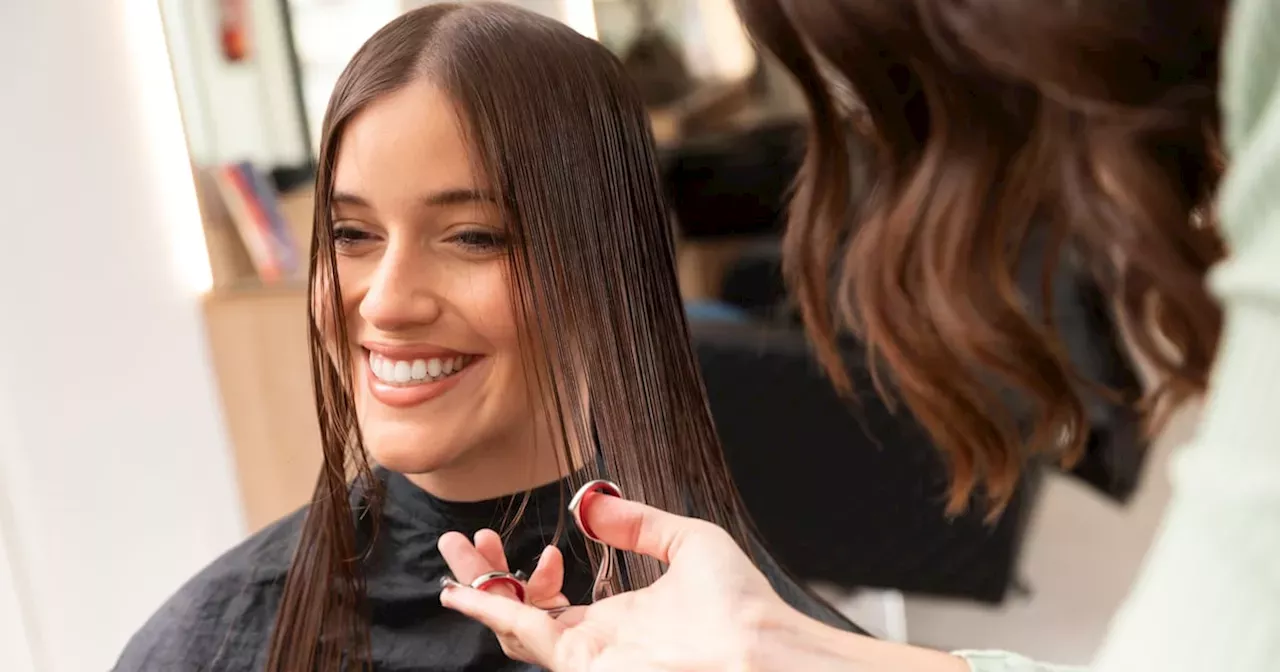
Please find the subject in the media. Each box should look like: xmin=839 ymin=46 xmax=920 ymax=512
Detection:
xmin=115 ymin=470 xmax=863 ymax=671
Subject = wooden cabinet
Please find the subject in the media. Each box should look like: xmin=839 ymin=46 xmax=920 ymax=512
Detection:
xmin=202 ymin=285 xmax=321 ymax=532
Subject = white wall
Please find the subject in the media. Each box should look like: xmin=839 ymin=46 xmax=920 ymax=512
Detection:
xmin=0 ymin=1 xmax=246 ymax=670
xmin=0 ymin=398 xmax=40 ymax=672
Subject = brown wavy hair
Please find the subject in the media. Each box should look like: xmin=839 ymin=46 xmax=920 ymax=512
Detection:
xmin=734 ymin=0 xmax=1227 ymax=511
xmin=270 ymin=4 xmax=760 ymax=670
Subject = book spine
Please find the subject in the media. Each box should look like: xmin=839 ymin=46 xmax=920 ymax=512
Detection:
xmin=239 ymin=162 xmax=301 ymax=278
xmin=215 ymin=165 xmax=282 ymax=282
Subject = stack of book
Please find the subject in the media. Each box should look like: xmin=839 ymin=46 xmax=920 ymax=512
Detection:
xmin=194 ymin=161 xmax=305 ymax=288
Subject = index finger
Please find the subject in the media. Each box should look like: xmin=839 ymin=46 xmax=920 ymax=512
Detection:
xmin=578 ymin=495 xmax=726 ymax=564
xmin=440 ymin=585 xmax=564 ymax=665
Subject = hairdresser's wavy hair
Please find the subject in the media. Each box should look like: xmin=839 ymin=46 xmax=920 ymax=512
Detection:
xmin=270 ymin=4 xmax=757 ymax=670
xmin=734 ymin=0 xmax=1227 ymax=511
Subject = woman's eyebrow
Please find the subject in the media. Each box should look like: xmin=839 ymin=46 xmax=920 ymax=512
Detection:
xmin=420 ymin=188 xmax=497 ymax=207
xmin=329 ymin=188 xmax=497 ymax=209
xmin=331 ymin=190 xmax=371 ymax=208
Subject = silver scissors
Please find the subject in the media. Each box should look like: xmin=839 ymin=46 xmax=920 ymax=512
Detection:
xmin=441 ymin=479 xmax=624 ymax=616
xmin=440 ymin=570 xmax=580 ymax=617
xmin=568 ymin=479 xmax=622 ymax=602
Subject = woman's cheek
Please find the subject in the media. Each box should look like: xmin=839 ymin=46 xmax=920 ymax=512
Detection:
xmin=461 ymin=264 xmax=520 ymax=340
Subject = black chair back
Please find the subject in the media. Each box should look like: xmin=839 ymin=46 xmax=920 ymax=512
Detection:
xmin=693 ymin=322 xmax=1040 ymax=603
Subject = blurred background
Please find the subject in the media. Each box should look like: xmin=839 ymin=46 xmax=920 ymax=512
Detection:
xmin=0 ymin=1 xmax=1199 ymax=670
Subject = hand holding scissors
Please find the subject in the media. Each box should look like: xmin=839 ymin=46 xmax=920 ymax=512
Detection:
xmin=438 ymin=481 xmax=968 ymax=671
xmin=437 ymin=480 xmax=622 ymax=622
xmin=437 ymin=529 xmax=573 ymax=619
xmin=437 ymin=481 xmax=820 ymax=671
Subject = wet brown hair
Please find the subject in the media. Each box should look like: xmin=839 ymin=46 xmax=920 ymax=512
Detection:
xmin=269 ymin=4 xmax=759 ymax=670
xmin=734 ymin=0 xmax=1227 ymax=511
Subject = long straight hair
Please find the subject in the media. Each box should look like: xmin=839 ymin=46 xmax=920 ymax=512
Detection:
xmin=268 ymin=4 xmax=758 ymax=669
xmin=734 ymin=0 xmax=1226 ymax=512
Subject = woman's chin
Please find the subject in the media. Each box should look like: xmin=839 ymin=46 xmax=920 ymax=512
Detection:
xmin=364 ymin=434 xmax=457 ymax=476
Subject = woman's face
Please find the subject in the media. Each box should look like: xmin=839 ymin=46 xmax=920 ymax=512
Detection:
xmin=327 ymin=80 xmax=555 ymax=500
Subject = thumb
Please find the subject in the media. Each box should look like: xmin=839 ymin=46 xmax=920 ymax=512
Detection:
xmin=578 ymin=493 xmax=724 ymax=565
xmin=440 ymin=585 xmax=564 ymax=665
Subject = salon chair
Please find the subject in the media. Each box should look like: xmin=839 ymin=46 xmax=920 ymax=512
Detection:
xmin=692 ymin=320 xmax=1042 ymax=605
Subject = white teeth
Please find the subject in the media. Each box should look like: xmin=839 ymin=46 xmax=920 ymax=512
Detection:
xmin=368 ymin=352 xmax=473 ymax=386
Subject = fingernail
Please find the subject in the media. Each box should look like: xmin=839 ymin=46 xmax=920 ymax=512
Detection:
xmin=440 ymin=576 xmax=462 ymax=590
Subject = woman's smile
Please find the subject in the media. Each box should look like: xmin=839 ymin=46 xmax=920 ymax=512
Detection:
xmin=362 ymin=343 xmax=484 ymax=409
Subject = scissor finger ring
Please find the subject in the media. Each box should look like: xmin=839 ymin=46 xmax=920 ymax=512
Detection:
xmin=469 ymin=571 xmax=527 ymax=603
xmin=568 ymin=479 xmax=622 ymax=542
xmin=440 ymin=573 xmax=572 ymax=617
xmin=568 ymin=479 xmax=623 ymax=602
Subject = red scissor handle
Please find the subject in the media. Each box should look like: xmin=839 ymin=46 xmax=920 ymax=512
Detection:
xmin=470 ymin=571 xmax=527 ymax=603
xmin=568 ymin=479 xmax=623 ymax=542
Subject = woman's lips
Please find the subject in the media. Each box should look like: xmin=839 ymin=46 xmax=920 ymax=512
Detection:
xmin=364 ymin=350 xmax=479 ymax=408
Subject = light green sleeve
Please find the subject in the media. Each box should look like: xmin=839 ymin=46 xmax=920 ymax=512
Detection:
xmin=1086 ymin=0 xmax=1280 ymax=668
xmin=953 ymin=1 xmax=1280 ymax=670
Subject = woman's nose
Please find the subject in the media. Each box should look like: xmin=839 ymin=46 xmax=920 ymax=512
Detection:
xmin=359 ymin=244 xmax=442 ymax=331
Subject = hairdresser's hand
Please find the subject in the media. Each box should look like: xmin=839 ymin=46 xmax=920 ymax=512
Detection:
xmin=438 ymin=529 xmax=571 ymax=613
xmin=441 ymin=496 xmax=968 ymax=671
xmin=441 ymin=496 xmax=781 ymax=670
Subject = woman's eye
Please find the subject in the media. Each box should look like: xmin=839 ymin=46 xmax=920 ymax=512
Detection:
xmin=449 ymin=229 xmax=508 ymax=252
xmin=333 ymin=225 xmax=373 ymax=247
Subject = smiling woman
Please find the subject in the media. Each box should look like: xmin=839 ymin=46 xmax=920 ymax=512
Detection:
xmin=327 ymin=80 xmax=569 ymax=502
xmin=112 ymin=3 xmax=862 ymax=672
